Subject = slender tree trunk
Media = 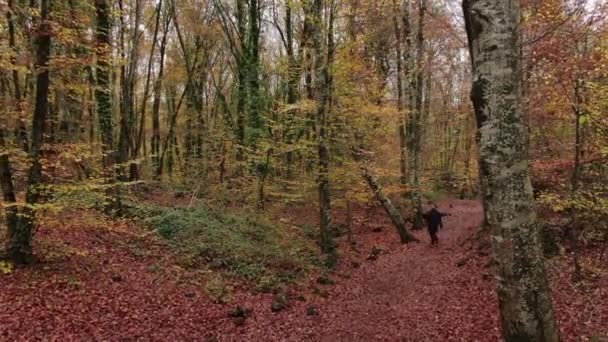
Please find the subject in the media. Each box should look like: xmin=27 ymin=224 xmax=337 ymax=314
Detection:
xmin=247 ymin=0 xmax=262 ymax=146
xmin=402 ymin=0 xmax=415 ymax=117
xmin=572 ymin=78 xmax=585 ymax=192
xmin=117 ymin=0 xmax=141 ymax=180
xmin=235 ymin=0 xmax=248 ymax=153
xmin=310 ymin=0 xmax=334 ymax=255
xmin=408 ymin=0 xmax=426 ymax=230
xmin=393 ymin=0 xmax=408 ymax=186
xmin=463 ymin=0 xmax=560 ymax=340
xmin=285 ymin=0 xmax=298 ymax=178
xmin=134 ymin=0 xmax=163 ymax=171
xmin=401 ymin=0 xmax=415 ymax=203
xmin=158 ymin=81 xmax=188 ymax=177
xmin=117 ymin=0 xmax=129 ymax=180
xmin=7 ymin=0 xmax=29 ymax=152
xmin=152 ymin=14 xmax=171 ymax=179
xmin=95 ymin=0 xmax=115 ymax=172
xmin=126 ymin=0 xmax=142 ymax=180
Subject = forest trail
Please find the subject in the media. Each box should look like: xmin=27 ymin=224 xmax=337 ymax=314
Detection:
xmin=309 ymin=199 xmax=501 ymax=341
xmin=231 ymin=199 xmax=502 ymax=341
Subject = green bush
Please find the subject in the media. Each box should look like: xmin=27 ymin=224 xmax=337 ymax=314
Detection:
xmin=138 ymin=204 xmax=318 ymax=288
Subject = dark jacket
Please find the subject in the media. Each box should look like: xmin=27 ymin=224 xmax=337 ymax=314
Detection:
xmin=423 ymin=208 xmax=446 ymax=232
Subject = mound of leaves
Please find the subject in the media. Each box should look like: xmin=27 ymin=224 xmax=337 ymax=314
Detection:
xmin=135 ymin=204 xmax=319 ymax=289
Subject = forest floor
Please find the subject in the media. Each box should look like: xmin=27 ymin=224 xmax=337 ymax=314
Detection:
xmin=1 ymin=199 xmax=607 ymax=341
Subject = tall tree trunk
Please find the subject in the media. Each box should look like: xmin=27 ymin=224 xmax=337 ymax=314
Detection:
xmin=152 ymin=13 xmax=171 ymax=179
xmin=284 ymin=0 xmax=298 ymax=177
xmin=134 ymin=0 xmax=163 ymax=172
xmin=117 ymin=0 xmax=141 ymax=180
xmin=125 ymin=0 xmax=142 ymax=180
xmin=572 ymin=77 xmax=586 ymax=192
xmin=7 ymin=0 xmax=29 ymax=152
xmin=247 ymin=0 xmax=262 ymax=146
xmin=408 ymin=0 xmax=426 ymax=230
xmin=235 ymin=0 xmax=248 ymax=153
xmin=463 ymin=0 xmax=560 ymax=340
xmin=95 ymin=0 xmax=115 ymax=172
xmin=401 ymin=0 xmax=415 ymax=200
xmin=310 ymin=0 xmax=334 ymax=255
xmin=6 ymin=0 xmax=52 ymax=264
xmin=118 ymin=0 xmax=129 ymax=180
xmin=393 ymin=0 xmax=407 ymax=186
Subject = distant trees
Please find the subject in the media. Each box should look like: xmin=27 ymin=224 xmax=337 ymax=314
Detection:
xmin=463 ymin=0 xmax=560 ymax=340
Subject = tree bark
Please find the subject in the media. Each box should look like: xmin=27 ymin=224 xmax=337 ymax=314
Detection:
xmin=310 ymin=0 xmax=334 ymax=254
xmin=235 ymin=0 xmax=248 ymax=152
xmin=95 ymin=0 xmax=115 ymax=172
xmin=361 ymin=167 xmax=419 ymax=243
xmin=152 ymin=13 xmax=171 ymax=179
xmin=463 ymin=0 xmax=560 ymax=340
xmin=247 ymin=0 xmax=262 ymax=146
xmin=0 ymin=125 xmax=20 ymax=254
xmin=284 ymin=0 xmax=298 ymax=178
xmin=6 ymin=0 xmax=52 ymax=264
xmin=134 ymin=0 xmax=163 ymax=169
xmin=408 ymin=0 xmax=426 ymax=230
xmin=117 ymin=0 xmax=141 ymax=180
xmin=7 ymin=0 xmax=29 ymax=152
xmin=393 ymin=0 xmax=407 ymax=186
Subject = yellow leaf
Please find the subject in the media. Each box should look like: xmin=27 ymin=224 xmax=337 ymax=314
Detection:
xmin=0 ymin=261 xmax=14 ymax=275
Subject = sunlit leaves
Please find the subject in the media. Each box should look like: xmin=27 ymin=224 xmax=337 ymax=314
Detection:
xmin=0 ymin=261 xmax=14 ymax=275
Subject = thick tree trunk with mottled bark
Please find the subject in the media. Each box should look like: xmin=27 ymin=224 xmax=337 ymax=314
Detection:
xmin=463 ymin=0 xmax=560 ymax=340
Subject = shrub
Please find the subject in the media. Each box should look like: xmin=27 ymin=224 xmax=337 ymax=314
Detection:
xmin=138 ymin=203 xmax=318 ymax=289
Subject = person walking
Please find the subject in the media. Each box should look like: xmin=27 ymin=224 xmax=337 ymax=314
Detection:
xmin=423 ymin=203 xmax=448 ymax=246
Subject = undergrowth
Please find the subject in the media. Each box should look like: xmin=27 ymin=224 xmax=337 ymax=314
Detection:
xmin=131 ymin=202 xmax=320 ymax=292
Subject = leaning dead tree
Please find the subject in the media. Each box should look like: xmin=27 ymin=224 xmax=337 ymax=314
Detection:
xmin=361 ymin=166 xmax=419 ymax=244
xmin=352 ymin=147 xmax=419 ymax=244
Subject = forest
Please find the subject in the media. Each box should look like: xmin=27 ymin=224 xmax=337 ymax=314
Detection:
xmin=0 ymin=0 xmax=607 ymax=340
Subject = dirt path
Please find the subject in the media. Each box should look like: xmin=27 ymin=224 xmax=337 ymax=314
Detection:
xmin=309 ymin=200 xmax=500 ymax=341
xmin=228 ymin=200 xmax=502 ymax=341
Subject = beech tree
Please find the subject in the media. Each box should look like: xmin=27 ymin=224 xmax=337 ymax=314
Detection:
xmin=463 ymin=0 xmax=560 ymax=340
